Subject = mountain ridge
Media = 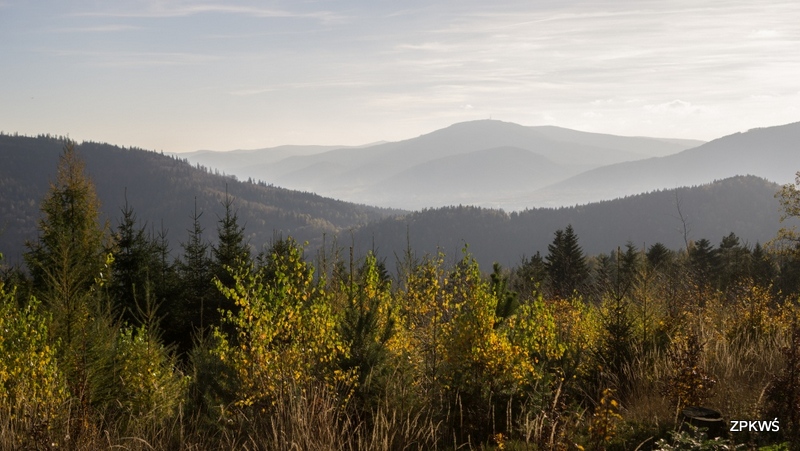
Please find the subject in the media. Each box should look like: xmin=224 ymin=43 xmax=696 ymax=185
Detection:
xmin=351 ymin=175 xmax=789 ymax=269
xmin=0 ymin=134 xmax=401 ymax=265
xmin=178 ymin=120 xmax=704 ymax=209
xmin=527 ymin=121 xmax=800 ymax=207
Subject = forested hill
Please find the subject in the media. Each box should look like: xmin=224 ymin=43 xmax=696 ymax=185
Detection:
xmin=352 ymin=175 xmax=788 ymax=268
xmin=529 ymin=121 xmax=800 ymax=206
xmin=0 ymin=134 xmax=401 ymax=264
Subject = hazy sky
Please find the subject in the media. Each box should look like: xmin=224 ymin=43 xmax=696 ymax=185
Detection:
xmin=2 ymin=0 xmax=799 ymax=152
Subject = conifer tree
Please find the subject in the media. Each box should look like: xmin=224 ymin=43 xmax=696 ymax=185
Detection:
xmin=545 ymin=224 xmax=588 ymax=298
xmin=511 ymin=251 xmax=547 ymax=301
xmin=22 ymin=140 xmax=115 ymax=430
xmin=716 ymin=232 xmax=751 ymax=291
xmin=173 ymin=201 xmax=213 ymax=355
xmin=111 ymin=198 xmax=155 ymax=325
xmin=645 ymin=242 xmax=672 ymax=269
xmin=751 ymin=242 xmax=776 ymax=289
xmin=688 ymin=238 xmax=718 ymax=287
xmin=25 ymin=141 xmax=107 ymax=301
xmin=211 ymin=190 xmax=251 ymax=327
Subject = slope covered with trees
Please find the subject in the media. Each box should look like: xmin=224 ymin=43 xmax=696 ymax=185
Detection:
xmin=0 ymin=134 xmax=401 ymax=265
xmin=3 ymin=141 xmax=800 ymax=450
xmin=530 ymin=121 xmax=800 ymax=206
xmin=352 ymin=175 xmax=787 ymax=270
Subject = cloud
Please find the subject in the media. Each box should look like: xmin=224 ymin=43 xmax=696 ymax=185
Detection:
xmin=644 ymin=100 xmax=709 ymax=115
xmin=751 ymin=29 xmax=779 ymax=38
xmin=229 ymin=80 xmax=377 ymax=96
xmin=394 ymin=42 xmax=454 ymax=52
xmin=53 ymin=24 xmax=139 ymax=33
xmin=74 ymin=3 xmax=347 ymax=23
xmin=53 ymin=50 xmax=220 ymax=67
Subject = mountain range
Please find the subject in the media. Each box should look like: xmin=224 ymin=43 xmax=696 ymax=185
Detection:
xmin=0 ymin=135 xmax=399 ymax=265
xmin=351 ymin=175 xmax=788 ymax=269
xmin=179 ymin=120 xmax=706 ymax=210
xmin=524 ymin=121 xmax=800 ymax=207
xmin=2 ymin=118 xmax=798 ymax=271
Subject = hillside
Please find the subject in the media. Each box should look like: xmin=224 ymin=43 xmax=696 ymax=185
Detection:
xmin=0 ymin=134 xmax=401 ymax=265
xmin=528 ymin=121 xmax=800 ymax=206
xmin=351 ymin=175 xmax=788 ymax=269
xmin=181 ymin=120 xmax=703 ymax=210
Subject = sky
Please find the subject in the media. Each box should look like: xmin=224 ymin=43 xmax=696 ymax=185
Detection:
xmin=1 ymin=0 xmax=799 ymax=152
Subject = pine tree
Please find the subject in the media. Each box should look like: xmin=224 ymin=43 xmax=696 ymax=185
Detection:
xmin=645 ymin=242 xmax=672 ymax=269
xmin=211 ymin=190 xmax=251 ymax=325
xmin=545 ymin=224 xmax=588 ymax=298
xmin=751 ymin=242 xmax=776 ymax=289
xmin=110 ymin=198 xmax=154 ymax=325
xmin=173 ymin=201 xmax=213 ymax=355
xmin=716 ymin=232 xmax=751 ymax=292
xmin=511 ymin=251 xmax=547 ymax=301
xmin=688 ymin=238 xmax=718 ymax=287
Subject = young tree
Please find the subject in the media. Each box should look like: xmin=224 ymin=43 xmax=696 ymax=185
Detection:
xmin=172 ymin=201 xmax=213 ymax=355
xmin=771 ymin=172 xmax=800 ymax=295
xmin=545 ymin=225 xmax=589 ymax=299
xmin=338 ymin=252 xmax=396 ymax=418
xmin=688 ymin=238 xmax=718 ymax=288
xmin=511 ymin=251 xmax=547 ymax=301
xmin=715 ymin=232 xmax=751 ymax=292
xmin=645 ymin=242 xmax=673 ymax=270
xmin=210 ymin=237 xmax=348 ymax=410
xmin=774 ymin=171 xmax=800 ymax=248
xmin=212 ymin=190 xmax=250 ymax=277
xmin=211 ymin=190 xmax=251 ymax=331
xmin=110 ymin=198 xmax=154 ymax=325
xmin=24 ymin=142 xmax=109 ymax=381
xmin=22 ymin=141 xmax=122 ymax=440
xmin=25 ymin=141 xmax=107 ymax=300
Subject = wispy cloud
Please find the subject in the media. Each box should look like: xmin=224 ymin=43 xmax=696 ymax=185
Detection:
xmin=74 ymin=2 xmax=347 ymax=23
xmin=644 ymin=100 xmax=710 ymax=115
xmin=52 ymin=24 xmax=139 ymax=33
xmin=229 ymin=80 xmax=380 ymax=96
xmin=53 ymin=50 xmax=219 ymax=67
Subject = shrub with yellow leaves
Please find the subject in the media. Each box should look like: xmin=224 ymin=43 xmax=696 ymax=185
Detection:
xmin=0 ymin=283 xmax=68 ymax=447
xmin=588 ymin=388 xmax=623 ymax=451
xmin=211 ymin=237 xmax=353 ymax=411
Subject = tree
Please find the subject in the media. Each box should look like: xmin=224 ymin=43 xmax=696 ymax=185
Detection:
xmin=772 ymin=172 xmax=800 ymax=296
xmin=545 ymin=225 xmax=589 ymax=298
xmin=212 ymin=190 xmax=250 ymax=275
xmin=110 ymin=198 xmax=157 ymax=326
xmin=338 ymin=252 xmax=396 ymax=418
xmin=774 ymin=171 xmax=800 ymax=248
xmin=21 ymin=141 xmax=123 ymax=441
xmin=750 ymin=242 xmax=776 ymax=289
xmin=172 ymin=201 xmax=213 ymax=356
xmin=210 ymin=237 xmax=348 ymax=410
xmin=715 ymin=232 xmax=751 ymax=292
xmin=25 ymin=141 xmax=107 ymax=299
xmin=211 ymin=190 xmax=251 ymax=332
xmin=646 ymin=242 xmax=673 ymax=270
xmin=23 ymin=141 xmax=109 ymax=388
xmin=511 ymin=252 xmax=547 ymax=302
xmin=688 ymin=238 xmax=718 ymax=290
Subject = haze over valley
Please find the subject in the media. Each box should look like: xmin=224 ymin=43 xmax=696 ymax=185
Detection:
xmin=2 ymin=118 xmax=797 ymax=270
xmin=179 ymin=119 xmax=799 ymax=211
